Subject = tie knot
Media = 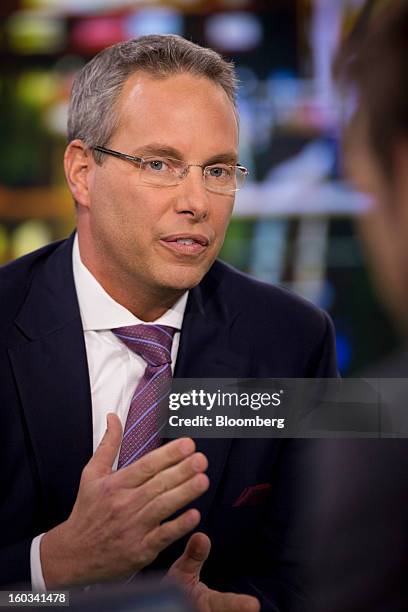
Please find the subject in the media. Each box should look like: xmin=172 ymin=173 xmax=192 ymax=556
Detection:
xmin=112 ymin=324 xmax=176 ymax=366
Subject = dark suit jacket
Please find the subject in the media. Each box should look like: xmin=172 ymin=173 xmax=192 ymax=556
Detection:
xmin=0 ymin=235 xmax=337 ymax=611
xmin=304 ymin=353 xmax=408 ymax=612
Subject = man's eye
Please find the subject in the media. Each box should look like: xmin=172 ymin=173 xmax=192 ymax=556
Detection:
xmin=208 ymin=166 xmax=231 ymax=178
xmin=148 ymin=159 xmax=167 ymax=171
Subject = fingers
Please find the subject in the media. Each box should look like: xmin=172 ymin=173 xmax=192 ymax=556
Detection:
xmin=139 ymin=473 xmax=209 ymax=527
xmin=130 ymin=452 xmax=208 ymax=510
xmin=169 ymin=532 xmax=211 ymax=577
xmin=142 ymin=509 xmax=201 ymax=557
xmin=112 ymin=438 xmax=196 ymax=488
xmin=85 ymin=413 xmax=122 ymax=478
xmin=208 ymin=591 xmax=260 ymax=612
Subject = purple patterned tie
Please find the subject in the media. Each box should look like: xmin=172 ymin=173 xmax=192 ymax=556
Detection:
xmin=112 ymin=324 xmax=176 ymax=469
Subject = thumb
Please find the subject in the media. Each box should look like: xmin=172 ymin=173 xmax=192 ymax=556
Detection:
xmin=85 ymin=413 xmax=122 ymax=478
xmin=169 ymin=532 xmax=211 ymax=581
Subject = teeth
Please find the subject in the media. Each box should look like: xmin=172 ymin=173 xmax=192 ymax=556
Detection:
xmin=176 ymin=238 xmax=195 ymax=245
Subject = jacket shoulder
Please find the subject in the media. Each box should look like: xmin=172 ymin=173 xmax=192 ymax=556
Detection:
xmin=205 ymin=259 xmax=337 ymax=376
xmin=0 ymin=239 xmax=67 ymax=330
xmin=0 ymin=239 xmax=65 ymax=284
xmin=209 ymin=258 xmax=330 ymax=331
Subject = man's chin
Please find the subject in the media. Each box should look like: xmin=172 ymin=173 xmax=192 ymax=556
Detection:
xmin=158 ymin=266 xmax=209 ymax=293
xmin=162 ymin=278 xmax=203 ymax=293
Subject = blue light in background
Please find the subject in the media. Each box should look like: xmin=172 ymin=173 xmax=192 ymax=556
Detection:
xmin=126 ymin=8 xmax=183 ymax=39
xmin=335 ymin=331 xmax=352 ymax=374
xmin=205 ymin=12 xmax=262 ymax=52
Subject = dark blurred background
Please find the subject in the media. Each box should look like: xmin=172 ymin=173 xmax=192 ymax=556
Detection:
xmin=0 ymin=0 xmax=398 ymax=374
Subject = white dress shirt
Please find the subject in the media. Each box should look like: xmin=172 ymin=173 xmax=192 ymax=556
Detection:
xmin=30 ymin=234 xmax=188 ymax=590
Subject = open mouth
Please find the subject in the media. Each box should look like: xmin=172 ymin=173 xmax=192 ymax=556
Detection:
xmin=159 ymin=234 xmax=209 ymax=255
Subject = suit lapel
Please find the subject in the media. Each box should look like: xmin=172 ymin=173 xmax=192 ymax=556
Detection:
xmin=7 ymin=243 xmax=248 ymax=528
xmin=8 ymin=236 xmax=92 ymax=523
xmin=174 ymin=273 xmax=251 ymax=525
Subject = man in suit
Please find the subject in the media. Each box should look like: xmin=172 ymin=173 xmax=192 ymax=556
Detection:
xmin=0 ymin=35 xmax=337 ymax=611
xmin=305 ymin=2 xmax=408 ymax=610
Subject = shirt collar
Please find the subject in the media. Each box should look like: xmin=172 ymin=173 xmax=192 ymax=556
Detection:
xmin=72 ymin=234 xmax=188 ymax=332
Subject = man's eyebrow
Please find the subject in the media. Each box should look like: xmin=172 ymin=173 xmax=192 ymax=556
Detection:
xmin=132 ymin=144 xmax=183 ymax=159
xmin=205 ymin=152 xmax=238 ymax=165
xmin=132 ymin=143 xmax=238 ymax=165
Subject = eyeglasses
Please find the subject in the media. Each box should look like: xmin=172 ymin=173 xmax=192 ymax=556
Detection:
xmin=92 ymin=146 xmax=249 ymax=195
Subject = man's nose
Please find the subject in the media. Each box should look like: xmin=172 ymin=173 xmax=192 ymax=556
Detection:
xmin=174 ymin=165 xmax=210 ymax=220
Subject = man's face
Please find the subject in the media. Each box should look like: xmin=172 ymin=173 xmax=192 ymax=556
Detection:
xmin=345 ymin=110 xmax=408 ymax=330
xmin=82 ymin=71 xmax=238 ymax=301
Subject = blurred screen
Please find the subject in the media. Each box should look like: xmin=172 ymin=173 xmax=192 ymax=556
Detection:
xmin=0 ymin=0 xmax=398 ymax=373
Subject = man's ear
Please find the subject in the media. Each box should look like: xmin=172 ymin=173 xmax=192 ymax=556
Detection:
xmin=64 ymin=140 xmax=94 ymax=209
xmin=393 ymin=140 xmax=408 ymax=211
xmin=391 ymin=139 xmax=408 ymax=257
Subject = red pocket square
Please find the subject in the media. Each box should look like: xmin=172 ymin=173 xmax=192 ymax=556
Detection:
xmin=233 ymin=483 xmax=272 ymax=507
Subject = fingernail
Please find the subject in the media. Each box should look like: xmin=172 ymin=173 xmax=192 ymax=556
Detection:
xmin=192 ymin=454 xmax=204 ymax=471
xmin=187 ymin=509 xmax=199 ymax=525
xmin=193 ymin=474 xmax=207 ymax=491
xmin=180 ymin=438 xmax=194 ymax=456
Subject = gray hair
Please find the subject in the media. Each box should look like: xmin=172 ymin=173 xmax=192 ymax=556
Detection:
xmin=67 ymin=34 xmax=238 ymax=163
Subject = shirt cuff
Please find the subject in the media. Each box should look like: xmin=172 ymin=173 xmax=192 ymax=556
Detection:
xmin=30 ymin=534 xmax=47 ymax=592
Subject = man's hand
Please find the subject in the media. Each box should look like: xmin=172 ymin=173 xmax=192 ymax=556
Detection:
xmin=41 ymin=413 xmax=209 ymax=587
xmin=167 ymin=533 xmax=260 ymax=612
